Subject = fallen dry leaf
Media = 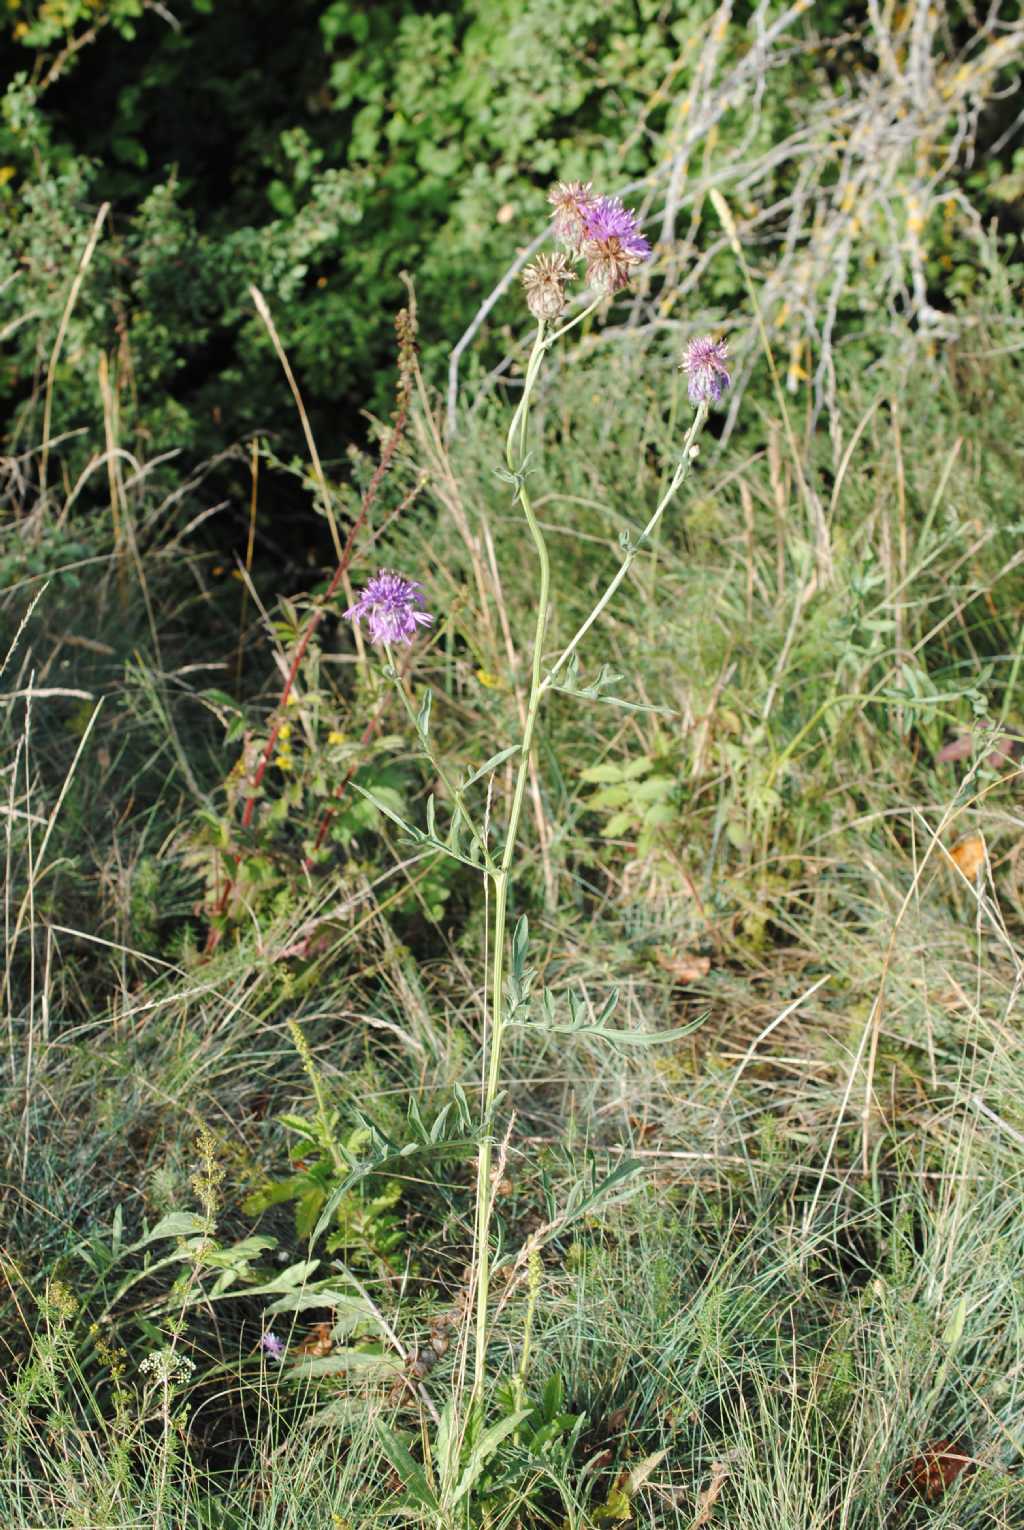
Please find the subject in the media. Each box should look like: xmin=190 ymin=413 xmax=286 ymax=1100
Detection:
xmin=656 ymin=951 xmax=711 ymax=984
xmin=948 ymin=833 xmax=986 ymax=883
xmin=297 ymin=1321 xmax=334 ymax=1357
xmin=907 ymin=1441 xmax=971 ymax=1502
xmin=691 ymin=1460 xmax=729 ymax=1528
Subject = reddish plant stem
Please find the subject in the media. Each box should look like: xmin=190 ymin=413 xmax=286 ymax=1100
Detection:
xmin=203 ymin=312 xmax=417 ymax=951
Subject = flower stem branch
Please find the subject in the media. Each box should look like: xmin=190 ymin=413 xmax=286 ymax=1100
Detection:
xmin=539 ymin=403 xmax=709 ymax=696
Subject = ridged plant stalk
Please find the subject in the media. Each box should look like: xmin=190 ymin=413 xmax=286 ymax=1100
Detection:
xmin=469 ymin=314 xmax=710 ymax=1415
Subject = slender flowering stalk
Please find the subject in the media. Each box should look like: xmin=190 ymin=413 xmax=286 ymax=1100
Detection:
xmin=339 ymin=183 xmax=726 ymax=1461
xmin=344 ymin=570 xmax=433 ymax=647
xmin=468 ymin=204 xmax=710 ymax=1419
xmin=681 ymin=335 xmax=731 ymax=405
xmin=470 ymin=315 xmax=552 ymax=1416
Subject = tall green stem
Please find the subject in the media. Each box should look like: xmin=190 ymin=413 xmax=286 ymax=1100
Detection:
xmin=540 ymin=404 xmax=707 ymax=697
xmin=469 ymin=333 xmax=708 ymax=1420
xmin=471 ymin=322 xmax=551 ymax=1410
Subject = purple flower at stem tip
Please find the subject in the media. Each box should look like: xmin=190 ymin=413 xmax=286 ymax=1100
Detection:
xmin=259 ymin=1331 xmax=285 ymax=1362
xmin=344 ymin=570 xmax=433 ymax=648
xmin=583 ymin=196 xmax=651 ymax=262
xmin=580 ymin=194 xmax=651 ymax=294
xmin=681 ymin=336 xmax=731 ymax=405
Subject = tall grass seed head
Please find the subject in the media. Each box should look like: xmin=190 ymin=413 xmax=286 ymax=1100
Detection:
xmin=344 ymin=570 xmax=433 ymax=647
xmin=581 ymin=195 xmax=652 ymax=293
xmin=681 ymin=335 xmax=731 ymax=404
xmin=522 ymin=251 xmax=574 ymax=320
xmin=547 ymin=179 xmax=596 ymax=252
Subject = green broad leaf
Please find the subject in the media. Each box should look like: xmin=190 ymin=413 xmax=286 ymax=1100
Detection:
xmin=201 ymin=688 xmax=242 ymax=711
xmin=199 ymin=1236 xmax=276 ymax=1269
xmin=434 ymin=1400 xmax=458 ymax=1484
xmin=587 ymin=784 xmax=632 ymax=810
xmin=278 ymin=1112 xmax=319 ymax=1140
xmin=463 ymin=744 xmax=520 ymax=789
xmin=264 ymin=1289 xmax=374 ymax=1326
xmin=631 ymin=775 xmax=674 ymax=802
xmin=593 ymin=1484 xmax=632 ymax=1522
xmin=251 ymin=1259 xmax=320 ymax=1294
xmin=295 ymin=1185 xmax=327 ymax=1240
xmin=137 ymin=1212 xmax=208 ymax=1247
xmin=621 ymin=756 xmax=654 ymax=780
xmin=451 ymin=1408 xmax=531 ymax=1505
xmin=942 ymin=1294 xmax=968 ymax=1349
xmin=376 ymin=1423 xmax=440 ymax=1512
xmin=580 ymin=763 xmax=626 ymax=784
xmin=243 ymin=1175 xmax=308 ymax=1215
xmin=288 ymin=1348 xmax=402 ymax=1379
xmin=602 ymin=810 xmax=635 ymax=838
xmin=541 ymin=1372 xmax=563 ymax=1420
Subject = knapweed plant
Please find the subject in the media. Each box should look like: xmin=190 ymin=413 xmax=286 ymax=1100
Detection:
xmin=343 ymin=181 xmax=732 ymax=1515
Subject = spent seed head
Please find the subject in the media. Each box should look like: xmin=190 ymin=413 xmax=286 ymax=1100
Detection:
xmin=522 ymin=251 xmax=574 ymax=320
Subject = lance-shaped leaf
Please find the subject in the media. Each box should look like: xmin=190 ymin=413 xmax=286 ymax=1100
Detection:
xmin=416 ymin=686 xmax=432 ymax=739
xmin=462 ymin=744 xmax=520 ymax=790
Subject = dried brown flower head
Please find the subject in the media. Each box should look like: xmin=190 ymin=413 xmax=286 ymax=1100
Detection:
xmin=522 ymin=251 xmax=574 ymax=320
xmin=547 ymin=180 xmax=595 ymax=251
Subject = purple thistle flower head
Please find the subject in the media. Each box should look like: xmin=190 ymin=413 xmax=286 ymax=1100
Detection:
xmin=344 ymin=570 xmax=433 ymax=648
xmin=583 ymin=196 xmax=651 ymax=261
xmin=580 ymin=195 xmax=651 ymax=293
xmin=259 ymin=1331 xmax=285 ymax=1362
xmin=681 ymin=336 xmax=731 ymax=406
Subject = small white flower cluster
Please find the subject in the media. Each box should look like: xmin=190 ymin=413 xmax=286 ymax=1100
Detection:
xmin=140 ymin=1347 xmax=196 ymax=1386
